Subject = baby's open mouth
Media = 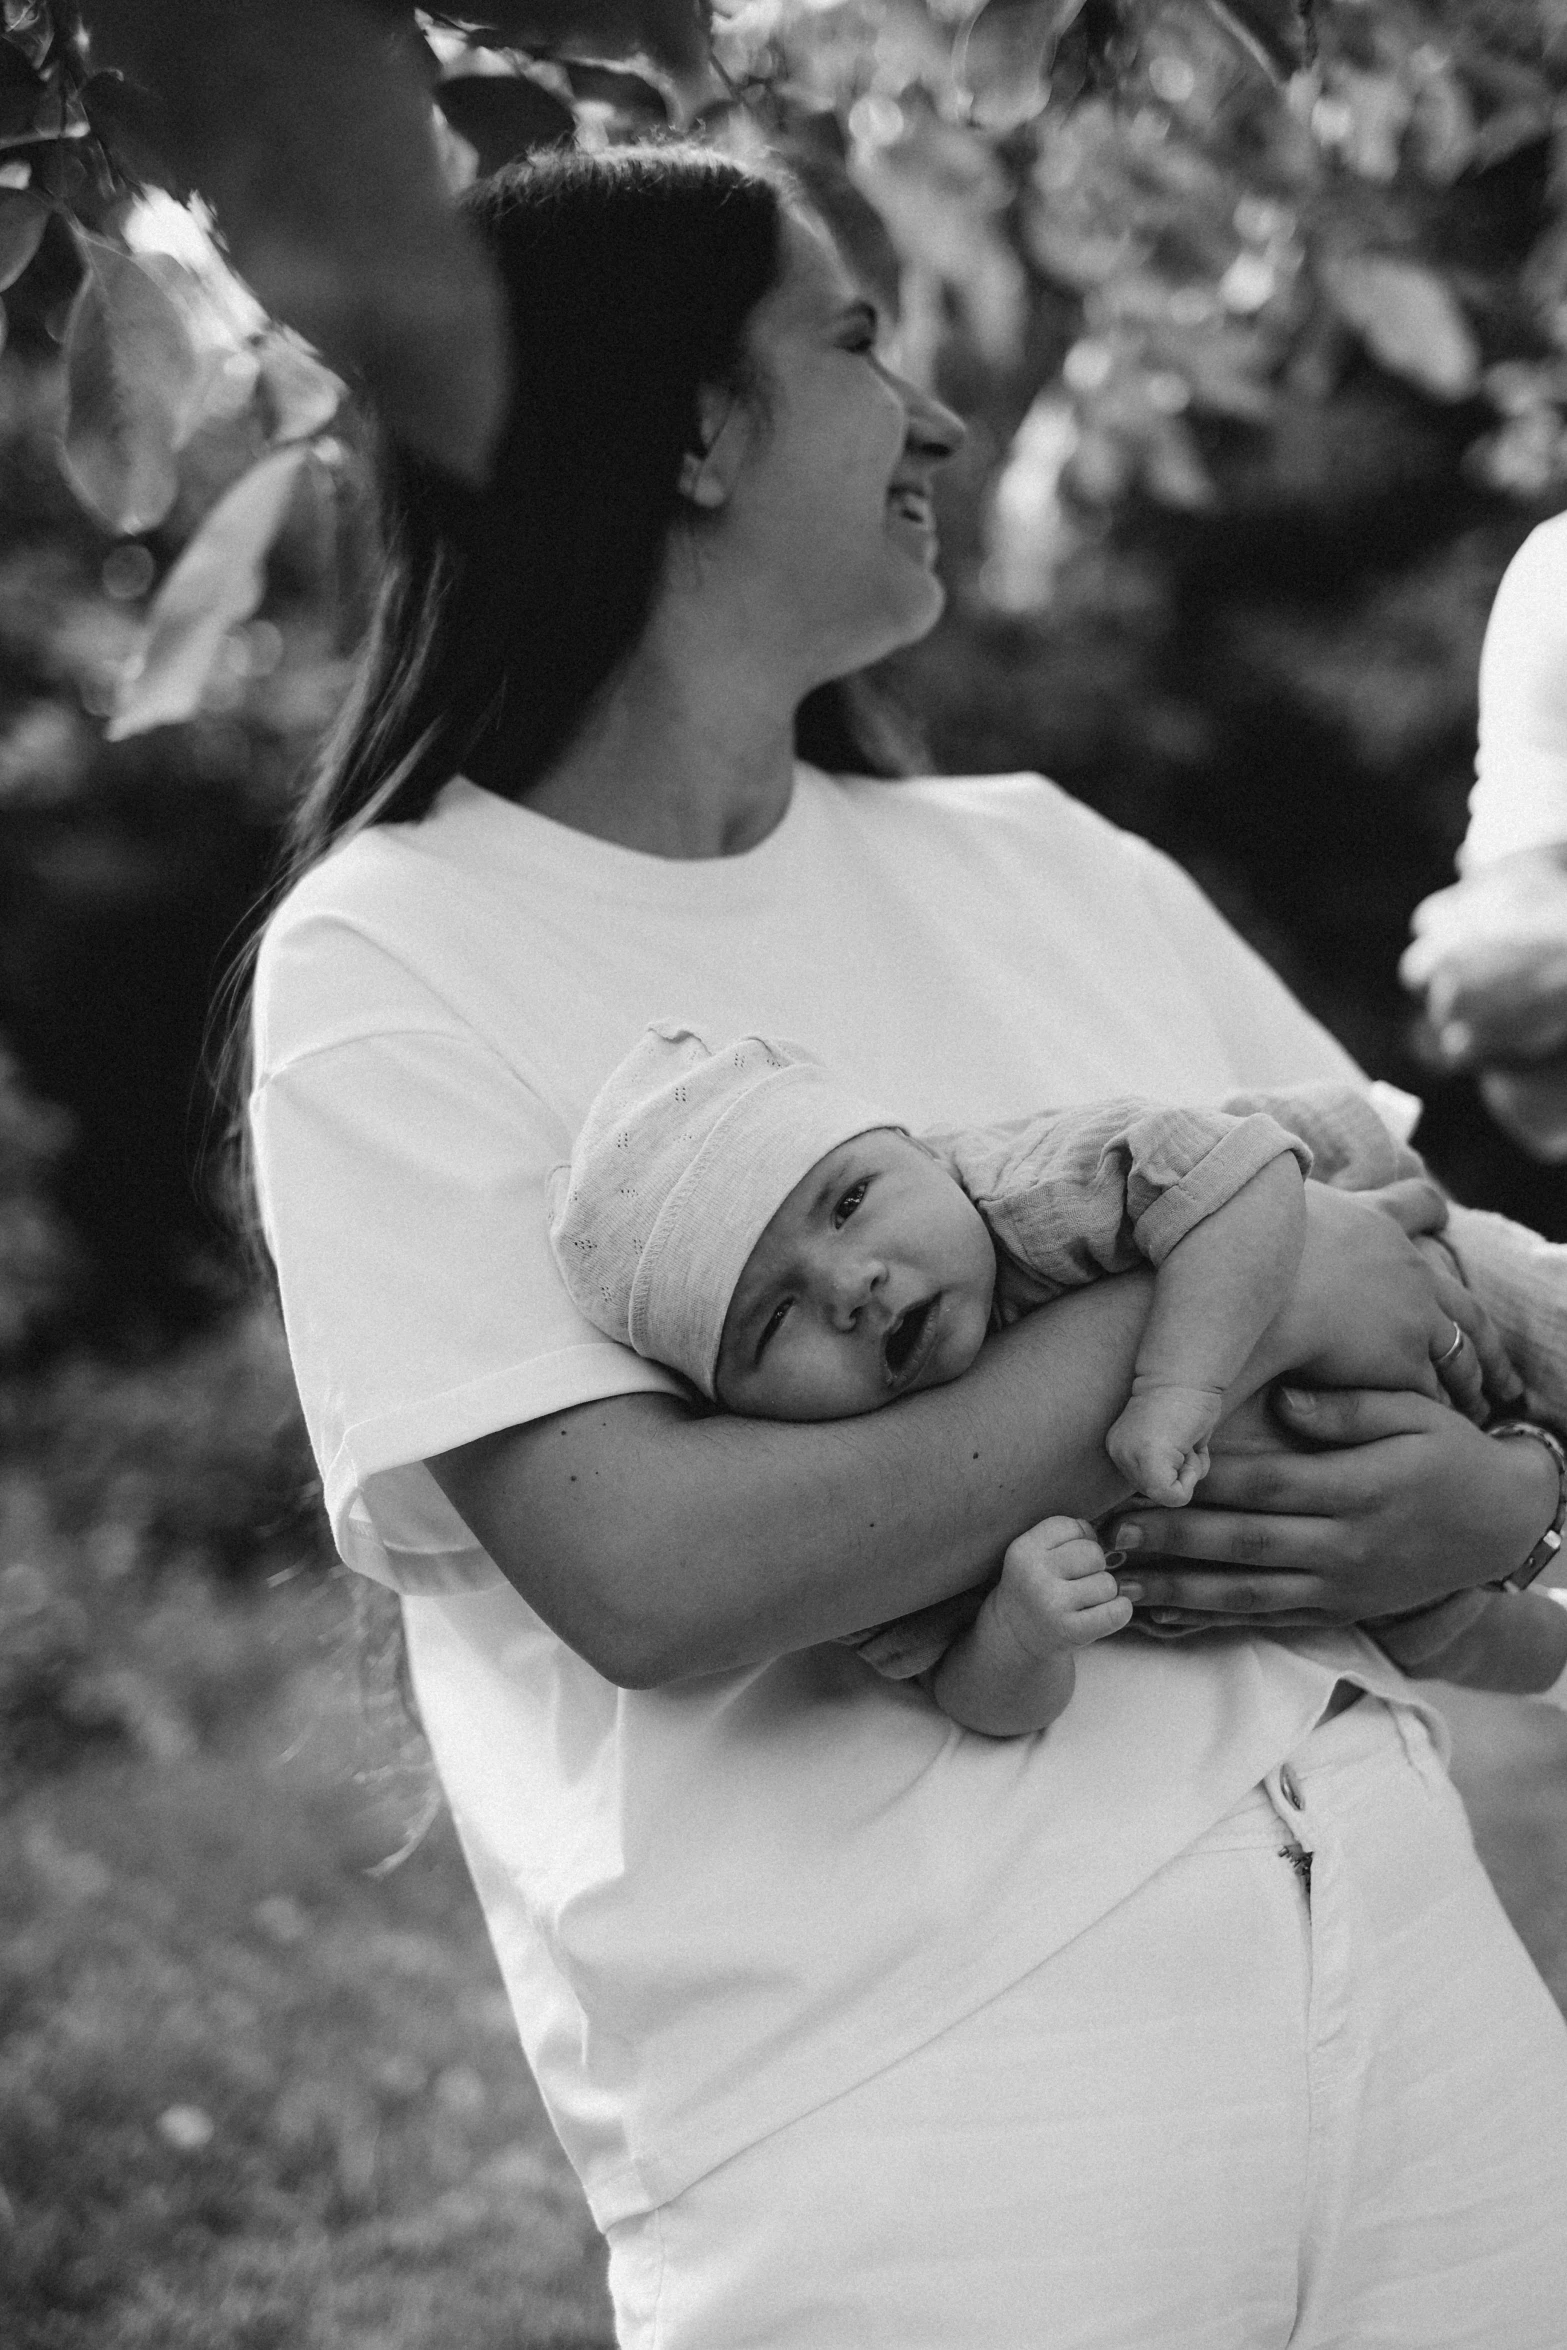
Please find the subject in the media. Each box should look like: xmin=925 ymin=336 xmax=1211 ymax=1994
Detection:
xmin=883 ymin=1296 xmax=937 ymax=1383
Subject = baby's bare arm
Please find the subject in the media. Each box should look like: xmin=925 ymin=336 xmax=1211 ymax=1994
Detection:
xmin=929 ymin=1518 xmax=1131 ymax=1737
xmin=1107 ymin=1159 xmax=1308 ymax=1502
xmin=1134 ymin=1156 xmax=1308 ymax=1405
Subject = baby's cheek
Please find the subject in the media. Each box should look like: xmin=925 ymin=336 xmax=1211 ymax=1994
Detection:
xmin=942 ymin=1287 xmax=992 ymax=1379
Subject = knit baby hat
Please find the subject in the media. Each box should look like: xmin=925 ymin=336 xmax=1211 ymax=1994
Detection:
xmin=548 ymin=1020 xmax=895 ymax=1396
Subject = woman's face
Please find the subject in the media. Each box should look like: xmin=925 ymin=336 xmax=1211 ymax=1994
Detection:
xmin=711 ymin=211 xmax=965 ymax=685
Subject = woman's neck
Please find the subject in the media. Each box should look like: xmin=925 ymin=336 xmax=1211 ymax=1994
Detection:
xmin=525 ymin=615 xmax=800 ymax=860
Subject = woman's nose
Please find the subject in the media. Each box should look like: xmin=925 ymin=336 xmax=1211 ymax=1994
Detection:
xmin=901 ymin=379 xmax=966 ymax=465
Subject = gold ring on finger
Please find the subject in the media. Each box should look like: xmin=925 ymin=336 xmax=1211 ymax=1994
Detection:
xmin=1433 ymin=1320 xmax=1466 ymax=1367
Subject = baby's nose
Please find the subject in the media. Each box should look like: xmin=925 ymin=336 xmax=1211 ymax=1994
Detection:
xmin=825 ymin=1256 xmax=882 ymax=1325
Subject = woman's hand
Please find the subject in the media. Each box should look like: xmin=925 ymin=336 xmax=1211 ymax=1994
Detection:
xmin=1402 ymin=846 xmax=1567 ymax=1161
xmin=1106 ymin=1385 xmax=1561 ymax=1631
xmin=1356 ymin=1176 xmax=1521 ymax=1417
xmin=1241 ymin=1180 xmax=1509 ymax=1423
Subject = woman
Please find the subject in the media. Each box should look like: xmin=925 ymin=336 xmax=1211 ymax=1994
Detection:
xmin=250 ymin=148 xmax=1567 ymax=2345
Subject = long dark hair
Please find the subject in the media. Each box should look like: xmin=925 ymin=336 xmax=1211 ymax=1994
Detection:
xmin=214 ymin=144 xmax=920 ymax=1789
xmin=285 ymin=142 xmax=910 ymax=884
xmin=215 ymin=143 xmax=915 ymax=1251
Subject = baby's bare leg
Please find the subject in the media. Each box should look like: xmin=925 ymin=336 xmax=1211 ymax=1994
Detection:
xmin=1107 ymin=1157 xmax=1307 ymax=1505
xmin=929 ymin=1518 xmax=1133 ymax=1738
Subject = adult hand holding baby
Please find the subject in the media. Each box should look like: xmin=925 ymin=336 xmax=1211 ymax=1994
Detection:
xmin=1109 ymin=1384 xmax=1559 ymax=1632
xmin=1107 ymin=1180 xmax=1544 ymax=1630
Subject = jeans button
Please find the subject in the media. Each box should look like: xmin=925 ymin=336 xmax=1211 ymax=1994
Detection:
xmin=1279 ymin=1762 xmax=1304 ymax=1810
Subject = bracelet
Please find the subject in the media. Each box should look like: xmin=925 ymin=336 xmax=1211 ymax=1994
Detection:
xmin=1488 ymin=1420 xmax=1567 ymax=1591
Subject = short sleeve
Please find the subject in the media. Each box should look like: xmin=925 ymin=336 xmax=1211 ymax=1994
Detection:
xmin=1464 ymin=515 xmax=1567 ymax=870
xmin=940 ymin=1101 xmax=1307 ymax=1284
xmin=1121 ymin=834 xmax=1369 ymax=1093
xmin=251 ymin=932 xmax=680 ymax=1593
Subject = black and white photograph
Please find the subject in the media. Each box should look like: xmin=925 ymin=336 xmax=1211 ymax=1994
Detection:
xmin=5 ymin=2 xmax=1567 ymax=2343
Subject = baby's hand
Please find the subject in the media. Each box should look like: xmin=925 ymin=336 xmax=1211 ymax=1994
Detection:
xmin=1106 ymin=1384 xmax=1225 ymax=1507
xmin=990 ymin=1516 xmax=1134 ymax=1663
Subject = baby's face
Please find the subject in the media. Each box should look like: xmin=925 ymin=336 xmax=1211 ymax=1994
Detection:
xmin=714 ymin=1129 xmax=997 ymax=1420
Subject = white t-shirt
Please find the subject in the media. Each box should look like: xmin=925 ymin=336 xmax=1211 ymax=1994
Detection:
xmin=1464 ymin=510 xmax=1567 ymax=868
xmin=252 ymin=766 xmax=1426 ymax=2227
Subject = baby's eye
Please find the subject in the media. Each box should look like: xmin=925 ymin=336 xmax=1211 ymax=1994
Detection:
xmin=756 ymin=1297 xmax=792 ymax=1362
xmin=834 ymin=1181 xmax=867 ymax=1226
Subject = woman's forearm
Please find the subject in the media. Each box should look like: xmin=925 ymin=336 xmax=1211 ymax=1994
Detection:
xmin=427 ymin=1273 xmax=1152 ymax=1686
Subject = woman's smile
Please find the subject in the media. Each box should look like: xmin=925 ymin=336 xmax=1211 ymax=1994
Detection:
xmin=886 ymin=477 xmax=939 ymax=562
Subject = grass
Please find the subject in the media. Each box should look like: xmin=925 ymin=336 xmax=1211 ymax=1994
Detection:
xmin=0 ymin=1580 xmax=613 ymax=2350
xmin=3 ymin=1578 xmax=1567 ymax=2350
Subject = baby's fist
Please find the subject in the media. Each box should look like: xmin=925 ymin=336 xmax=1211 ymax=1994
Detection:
xmin=995 ymin=1517 xmax=1134 ymax=1658
xmin=1106 ymin=1387 xmax=1221 ymax=1507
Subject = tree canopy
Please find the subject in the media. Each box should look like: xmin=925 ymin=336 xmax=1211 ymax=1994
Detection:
xmin=0 ymin=1 xmax=1563 ymax=736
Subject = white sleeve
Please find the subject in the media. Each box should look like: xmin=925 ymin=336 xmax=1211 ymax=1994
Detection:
xmin=251 ymin=927 xmax=680 ymax=1592
xmin=1440 ymin=1205 xmax=1567 ymax=1430
xmin=1463 ymin=514 xmax=1567 ymax=871
xmin=1121 ymin=832 xmax=1371 ymax=1092
xmin=1530 ymin=1588 xmax=1567 ymax=1711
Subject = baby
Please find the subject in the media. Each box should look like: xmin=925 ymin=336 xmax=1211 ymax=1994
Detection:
xmin=549 ymin=1021 xmax=1567 ymax=1736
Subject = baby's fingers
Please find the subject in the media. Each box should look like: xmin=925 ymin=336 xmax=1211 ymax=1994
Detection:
xmin=1064 ymin=1592 xmax=1136 ymax=1645
xmin=1006 ymin=1516 xmax=1105 ymax=1575
xmin=1064 ymin=1567 xmax=1126 ymax=1613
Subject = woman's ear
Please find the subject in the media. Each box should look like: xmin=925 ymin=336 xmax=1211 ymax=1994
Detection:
xmin=677 ymin=386 xmax=750 ymax=511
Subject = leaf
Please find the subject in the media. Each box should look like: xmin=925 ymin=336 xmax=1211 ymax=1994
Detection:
xmin=1468 ymin=101 xmax=1552 ymax=174
xmin=1199 ymin=0 xmax=1311 ymax=81
xmin=60 ymin=234 xmax=202 ymax=533
xmin=1407 ymin=66 xmax=1474 ymax=187
xmin=0 ymin=184 xmax=44 ymax=288
xmin=435 ymin=71 xmax=575 ymax=173
xmin=0 ymin=30 xmax=45 ymax=143
xmin=257 ymin=331 xmax=342 ymax=444
xmin=108 ymin=444 xmax=308 ymax=738
xmin=785 ymin=124 xmax=902 ymax=316
xmin=1140 ymin=413 xmax=1215 ymax=508
xmin=1331 ymin=69 xmax=1412 ymax=185
xmin=0 ymin=4 xmax=54 ymax=70
xmin=856 ymin=131 xmax=1025 ymax=368
xmin=464 ymin=0 xmax=709 ymax=79
xmin=561 ymin=60 xmax=668 ymax=128
xmin=1320 ymin=254 xmax=1479 ymax=403
xmin=980 ymin=391 xmax=1080 ymax=611
xmin=77 ymin=0 xmax=510 ymax=486
xmin=81 ymin=68 xmax=190 ymax=198
xmin=955 ymin=0 xmax=1088 ymax=133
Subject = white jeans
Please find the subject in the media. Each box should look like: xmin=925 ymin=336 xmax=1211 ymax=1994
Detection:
xmin=607 ymin=1698 xmax=1567 ymax=2349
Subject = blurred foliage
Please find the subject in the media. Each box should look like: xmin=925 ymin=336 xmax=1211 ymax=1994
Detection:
xmin=1 ymin=27 xmax=1566 ymax=2332
xmin=0 ymin=1306 xmax=329 ymax=1779
xmin=0 ymin=1035 xmax=73 ymax=1354
xmin=0 ymin=1645 xmax=613 ymax=2347
xmin=0 ymin=0 xmax=1560 ymax=1673
xmin=0 ymin=2 xmax=1556 ymax=729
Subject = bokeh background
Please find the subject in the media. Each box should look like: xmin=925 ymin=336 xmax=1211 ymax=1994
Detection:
xmin=5 ymin=2 xmax=1567 ymax=2343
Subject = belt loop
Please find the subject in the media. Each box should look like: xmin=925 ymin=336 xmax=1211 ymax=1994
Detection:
xmin=1262 ymin=1761 xmax=1314 ymax=1838
xmin=1387 ymin=1693 xmax=1451 ymax=1781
